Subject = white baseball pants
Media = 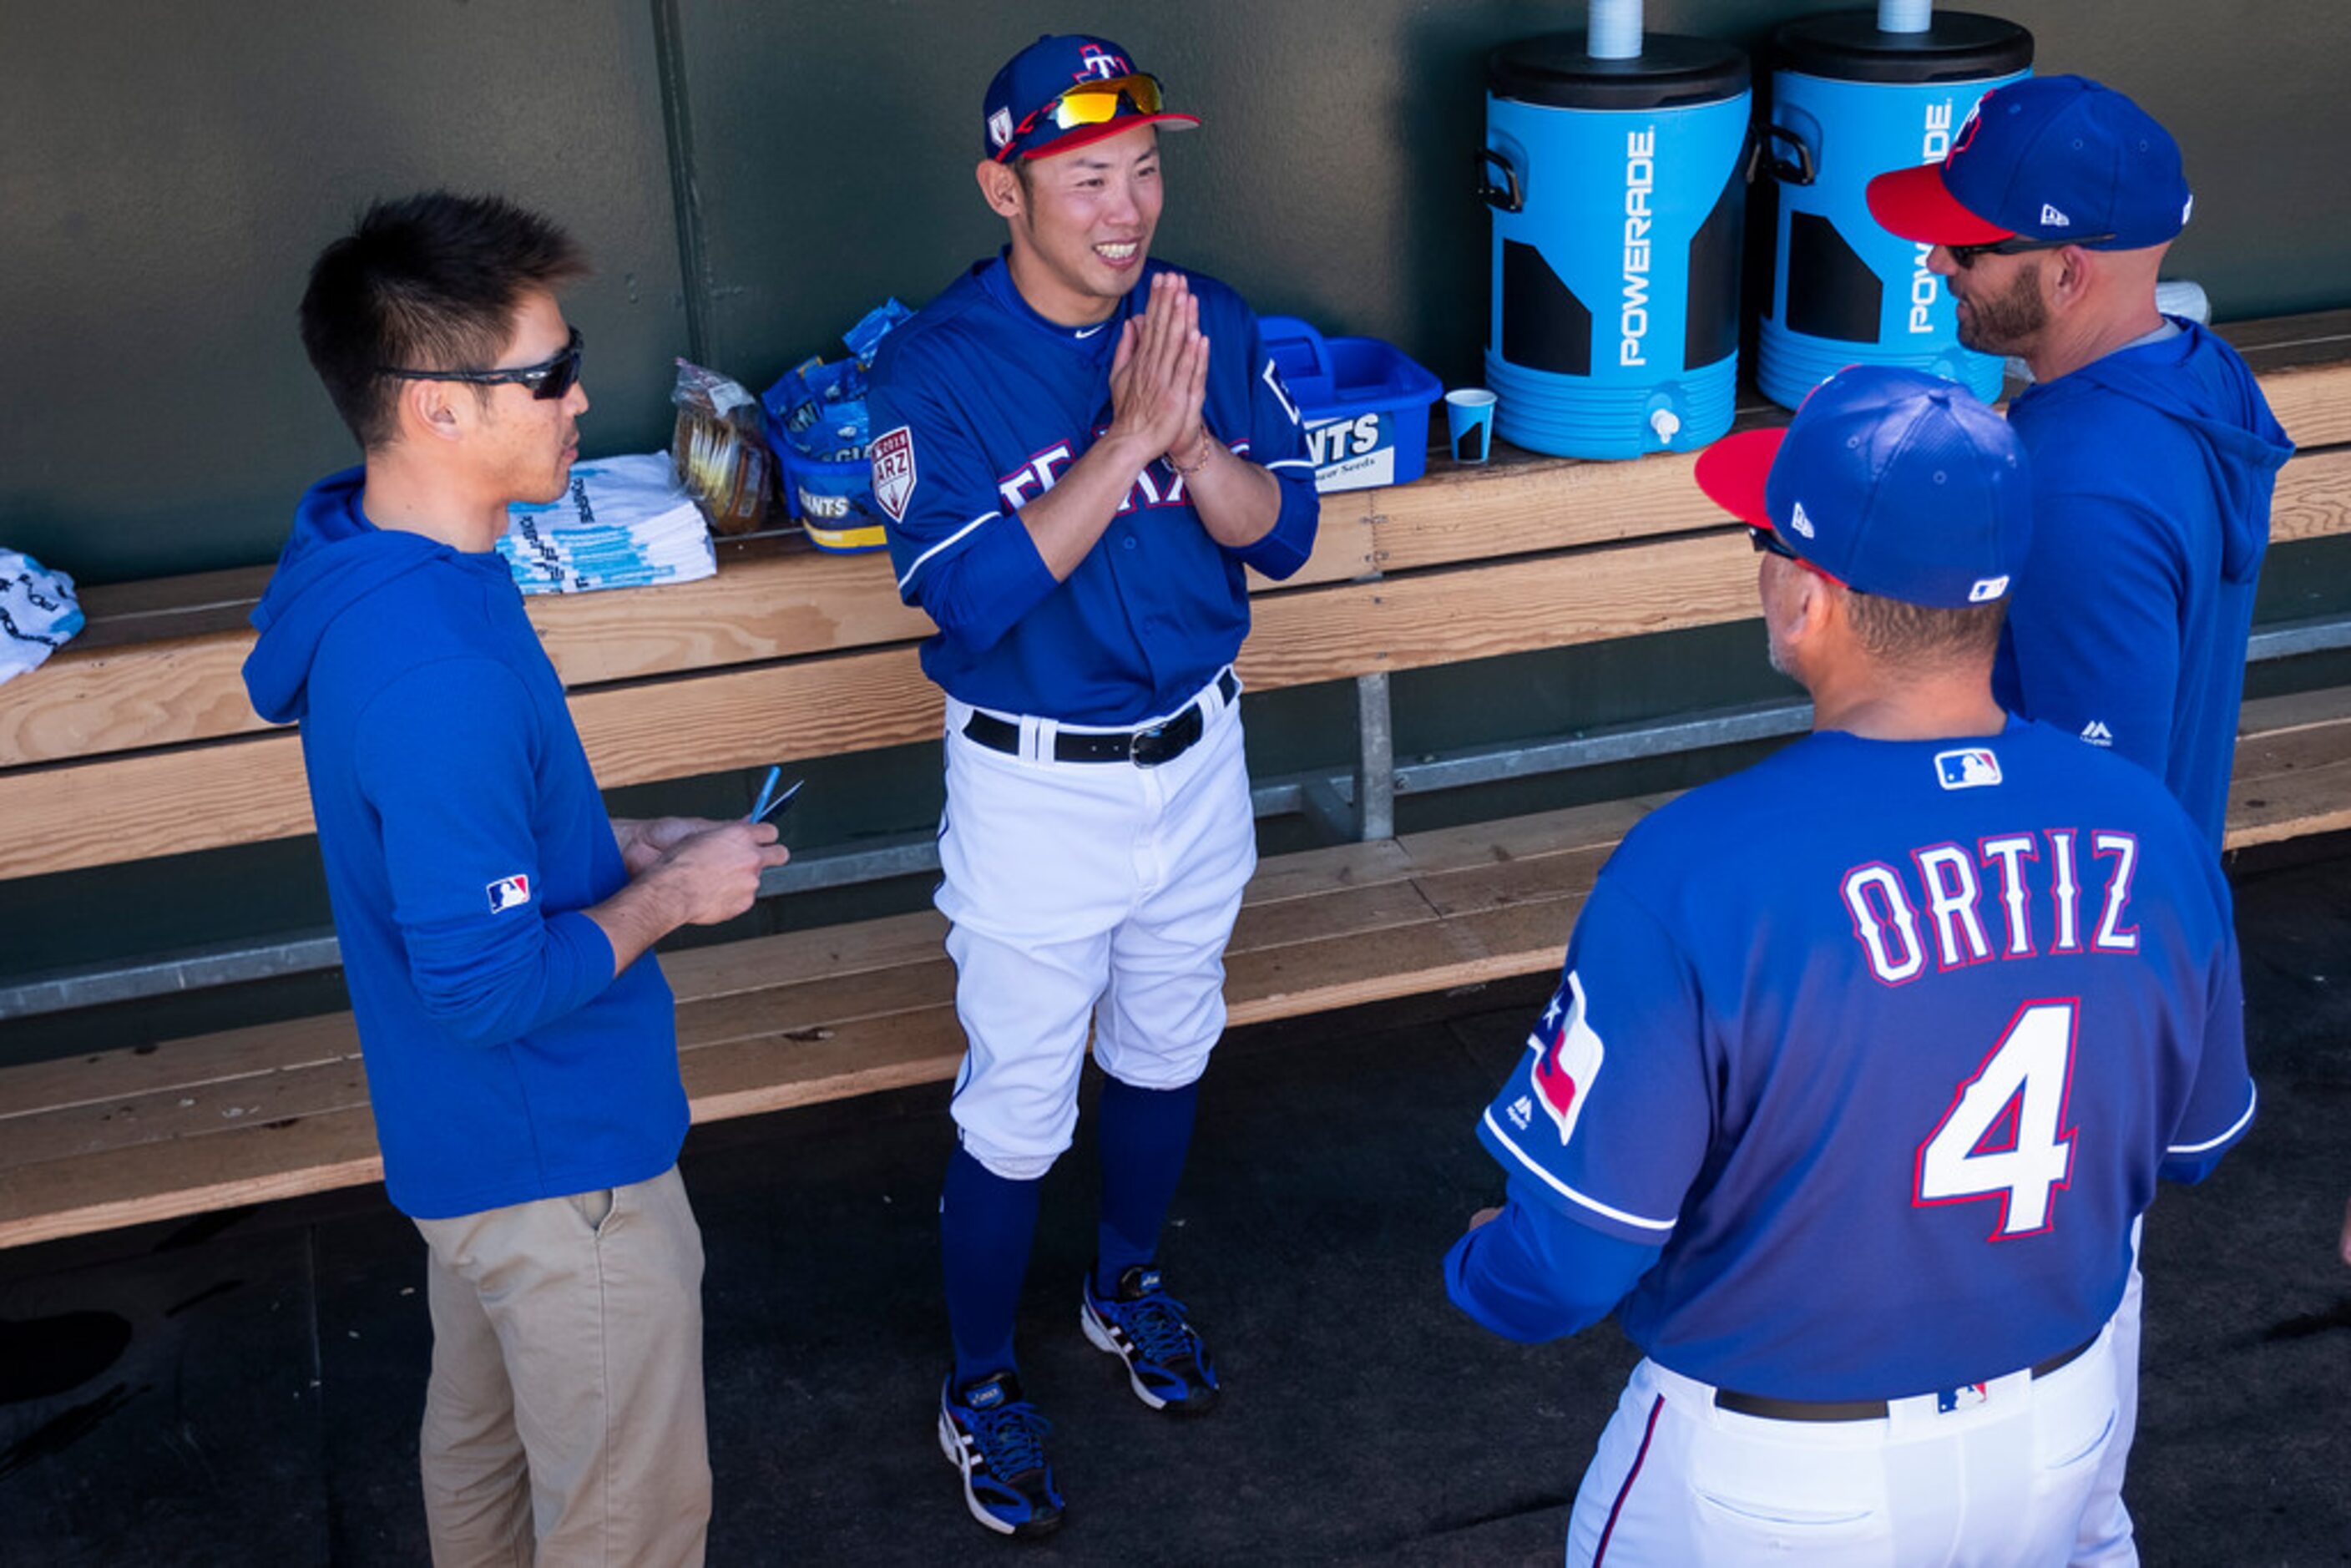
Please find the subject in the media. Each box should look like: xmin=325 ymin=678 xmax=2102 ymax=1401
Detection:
xmin=1566 ymin=1330 xmax=2120 ymax=1566
xmin=2071 ymin=1221 xmax=2146 ymax=1566
xmin=936 ymin=673 xmax=1255 ymax=1181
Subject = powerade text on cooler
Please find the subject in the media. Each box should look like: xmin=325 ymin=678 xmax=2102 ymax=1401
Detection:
xmin=1759 ymin=9 xmax=2032 ymax=410
xmin=1479 ymin=32 xmax=1749 ymax=459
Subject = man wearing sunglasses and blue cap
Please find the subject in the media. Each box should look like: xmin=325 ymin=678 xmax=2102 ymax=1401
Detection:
xmin=1869 ymin=76 xmax=2293 ymax=1565
xmin=245 ymin=192 xmax=788 ymax=1565
xmin=1447 ymin=366 xmax=2252 ymax=1566
xmin=867 ymin=33 xmax=1318 ymax=1541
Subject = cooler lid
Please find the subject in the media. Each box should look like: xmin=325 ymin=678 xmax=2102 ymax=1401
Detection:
xmin=1488 ymin=33 xmax=1749 ymax=110
xmin=1773 ymin=10 xmax=2033 ymax=84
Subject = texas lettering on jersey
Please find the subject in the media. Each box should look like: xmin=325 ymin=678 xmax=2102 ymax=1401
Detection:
xmin=995 ymin=431 xmax=1255 ymax=516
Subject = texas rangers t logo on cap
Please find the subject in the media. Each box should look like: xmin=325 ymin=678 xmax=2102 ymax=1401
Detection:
xmin=1529 ymin=972 xmax=1606 ymax=1145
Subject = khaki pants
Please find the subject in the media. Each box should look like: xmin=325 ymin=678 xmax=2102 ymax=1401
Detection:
xmin=413 ymin=1165 xmax=710 ymax=1568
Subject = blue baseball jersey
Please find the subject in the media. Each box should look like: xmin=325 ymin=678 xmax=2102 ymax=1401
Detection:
xmin=867 ymin=253 xmax=1319 ymax=725
xmin=1472 ymin=718 xmax=2253 ymax=1400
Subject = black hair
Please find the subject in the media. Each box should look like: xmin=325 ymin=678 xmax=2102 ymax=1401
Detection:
xmin=297 ymin=191 xmax=588 ymax=450
xmin=1844 ymin=592 xmax=2008 ymax=670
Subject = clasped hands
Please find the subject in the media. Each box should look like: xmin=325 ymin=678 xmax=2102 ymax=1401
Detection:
xmin=1106 ymin=270 xmax=1214 ymax=476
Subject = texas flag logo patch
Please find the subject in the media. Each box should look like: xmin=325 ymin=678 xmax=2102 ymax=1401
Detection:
xmin=1934 ymin=747 xmax=2003 ymax=790
xmin=1529 ymin=971 xmax=1605 ymax=1146
xmin=870 ymin=426 xmax=916 ymax=522
xmin=486 ymin=874 xmax=533 ymax=913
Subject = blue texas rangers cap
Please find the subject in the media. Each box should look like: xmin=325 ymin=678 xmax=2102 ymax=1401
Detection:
xmin=982 ymin=34 xmax=1201 ymax=164
xmin=1867 ymin=75 xmax=2191 ymax=250
xmin=1693 ymin=367 xmax=2033 ymax=609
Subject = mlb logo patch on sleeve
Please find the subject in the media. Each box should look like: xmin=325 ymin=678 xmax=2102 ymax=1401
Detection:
xmin=487 ymin=874 xmax=533 ymax=913
xmin=871 ymin=426 xmax=917 ymax=523
xmin=1934 ymin=747 xmax=2003 ymax=790
xmin=1529 ymin=972 xmax=1605 ymax=1146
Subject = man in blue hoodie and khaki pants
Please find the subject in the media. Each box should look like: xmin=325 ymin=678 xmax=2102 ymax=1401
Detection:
xmin=245 ymin=192 xmax=787 ymax=1567
xmin=1869 ymin=75 xmax=2293 ymax=1566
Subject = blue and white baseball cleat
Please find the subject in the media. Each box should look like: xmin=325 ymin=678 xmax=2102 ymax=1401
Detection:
xmin=1079 ymin=1263 xmax=1221 ymax=1416
xmin=938 ymin=1369 xmax=1065 ymax=1539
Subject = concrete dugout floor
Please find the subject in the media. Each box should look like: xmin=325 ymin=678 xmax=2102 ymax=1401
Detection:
xmin=3 ymin=833 xmax=2348 ymax=1565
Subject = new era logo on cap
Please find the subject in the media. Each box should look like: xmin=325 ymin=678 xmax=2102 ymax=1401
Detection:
xmin=1788 ymin=499 xmax=1816 ymax=539
xmin=2039 ymin=203 xmax=2070 ymax=228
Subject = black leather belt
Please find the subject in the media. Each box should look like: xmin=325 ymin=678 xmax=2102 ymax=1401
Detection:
xmin=1711 ymin=1333 xmax=2100 ymax=1424
xmin=961 ymin=670 xmax=1239 ymax=767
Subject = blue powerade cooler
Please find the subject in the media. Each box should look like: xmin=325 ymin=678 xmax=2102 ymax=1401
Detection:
xmin=1259 ymin=317 xmax=1442 ymax=492
xmin=1480 ymin=33 xmax=1750 ymax=459
xmin=1758 ymin=10 xmax=2032 ymax=410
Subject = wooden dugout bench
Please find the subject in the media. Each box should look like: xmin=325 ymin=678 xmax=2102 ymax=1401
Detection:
xmin=3 ymin=311 xmax=2348 ymax=1251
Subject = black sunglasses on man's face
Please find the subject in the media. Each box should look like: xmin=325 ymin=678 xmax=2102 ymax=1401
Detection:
xmin=379 ymin=326 xmax=584 ymax=401
xmin=1945 ymin=233 xmax=2114 ymax=269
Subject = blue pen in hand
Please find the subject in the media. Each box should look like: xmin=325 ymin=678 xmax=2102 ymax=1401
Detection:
xmin=746 ymin=767 xmax=805 ymax=825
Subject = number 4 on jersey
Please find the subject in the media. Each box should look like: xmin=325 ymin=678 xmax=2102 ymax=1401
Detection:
xmin=1914 ymin=1001 xmax=2080 ymax=1239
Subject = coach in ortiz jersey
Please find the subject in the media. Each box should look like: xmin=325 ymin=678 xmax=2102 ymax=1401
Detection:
xmin=867 ymin=33 xmax=1317 ymax=1541
xmin=1445 ymin=367 xmax=2254 ymax=1566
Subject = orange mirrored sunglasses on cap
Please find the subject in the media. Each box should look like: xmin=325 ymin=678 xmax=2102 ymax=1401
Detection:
xmin=995 ymin=74 xmax=1168 ymax=160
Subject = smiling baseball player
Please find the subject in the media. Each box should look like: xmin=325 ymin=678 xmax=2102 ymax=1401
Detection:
xmin=1445 ymin=367 xmax=2255 ymax=1565
xmin=866 ymin=33 xmax=1318 ymax=1540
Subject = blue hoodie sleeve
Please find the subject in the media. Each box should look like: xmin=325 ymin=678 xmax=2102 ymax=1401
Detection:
xmin=351 ymin=657 xmax=616 ymax=1044
xmin=1443 ymin=1178 xmax=1663 ymax=1343
xmin=1997 ymin=488 xmax=2182 ymax=780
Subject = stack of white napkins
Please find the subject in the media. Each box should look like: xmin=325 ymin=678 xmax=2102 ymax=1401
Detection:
xmin=500 ymin=453 xmax=716 ymax=595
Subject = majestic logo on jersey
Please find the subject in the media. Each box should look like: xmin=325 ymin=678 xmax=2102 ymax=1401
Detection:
xmin=1934 ymin=748 xmax=2003 ymax=789
xmin=1529 ymin=972 xmax=1605 ymax=1146
xmin=2079 ymin=720 xmax=2114 ymax=746
xmin=871 ymin=426 xmax=917 ymax=522
xmin=1787 ymin=500 xmax=1816 ymax=539
xmin=486 ymin=874 xmax=532 ymax=913
xmin=1968 ymin=574 xmax=2010 ymax=602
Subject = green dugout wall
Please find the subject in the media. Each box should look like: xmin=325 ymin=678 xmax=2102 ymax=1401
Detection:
xmin=5 ymin=0 xmax=2347 ymax=580
xmin=2 ymin=1 xmax=2346 ymax=1051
